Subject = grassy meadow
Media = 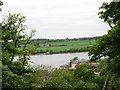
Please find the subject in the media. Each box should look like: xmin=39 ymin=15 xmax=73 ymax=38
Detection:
xmin=18 ymin=37 xmax=100 ymax=54
xmin=36 ymin=40 xmax=95 ymax=53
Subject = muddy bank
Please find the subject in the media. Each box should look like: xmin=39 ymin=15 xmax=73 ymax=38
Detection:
xmin=31 ymin=50 xmax=88 ymax=55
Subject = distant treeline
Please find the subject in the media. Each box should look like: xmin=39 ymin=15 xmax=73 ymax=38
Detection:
xmin=29 ymin=36 xmax=102 ymax=43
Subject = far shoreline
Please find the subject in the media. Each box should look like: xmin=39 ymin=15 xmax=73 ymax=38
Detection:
xmin=30 ymin=50 xmax=88 ymax=56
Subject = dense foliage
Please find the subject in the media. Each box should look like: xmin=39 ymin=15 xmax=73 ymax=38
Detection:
xmin=2 ymin=13 xmax=36 ymax=88
xmin=31 ymin=64 xmax=105 ymax=89
xmin=89 ymin=1 xmax=120 ymax=90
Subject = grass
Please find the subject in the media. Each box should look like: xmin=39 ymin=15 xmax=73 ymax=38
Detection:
xmin=23 ymin=39 xmax=96 ymax=54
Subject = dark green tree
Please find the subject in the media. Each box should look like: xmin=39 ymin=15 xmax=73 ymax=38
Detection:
xmin=89 ymin=1 xmax=120 ymax=90
xmin=32 ymin=65 xmax=72 ymax=88
xmin=98 ymin=1 xmax=120 ymax=28
xmin=2 ymin=12 xmax=36 ymax=88
xmin=73 ymin=64 xmax=98 ymax=88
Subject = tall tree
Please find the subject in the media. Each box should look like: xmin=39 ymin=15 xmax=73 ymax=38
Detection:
xmin=2 ymin=12 xmax=36 ymax=88
xmin=89 ymin=1 xmax=120 ymax=90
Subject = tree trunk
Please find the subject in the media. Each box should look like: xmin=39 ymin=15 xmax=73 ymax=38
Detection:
xmin=108 ymin=23 xmax=113 ymax=29
xmin=102 ymin=74 xmax=110 ymax=90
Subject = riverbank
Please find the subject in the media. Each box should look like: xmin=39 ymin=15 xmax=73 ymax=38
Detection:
xmin=31 ymin=49 xmax=88 ymax=55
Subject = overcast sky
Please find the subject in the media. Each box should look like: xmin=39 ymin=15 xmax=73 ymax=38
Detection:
xmin=1 ymin=0 xmax=112 ymax=39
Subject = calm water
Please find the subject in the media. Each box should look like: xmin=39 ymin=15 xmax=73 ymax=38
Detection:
xmin=29 ymin=52 xmax=89 ymax=68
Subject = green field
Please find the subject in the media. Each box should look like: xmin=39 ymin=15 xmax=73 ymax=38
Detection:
xmin=36 ymin=40 xmax=95 ymax=53
xmin=19 ymin=37 xmax=99 ymax=54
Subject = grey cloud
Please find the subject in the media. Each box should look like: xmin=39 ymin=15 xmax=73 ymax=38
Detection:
xmin=1 ymin=0 xmax=111 ymax=39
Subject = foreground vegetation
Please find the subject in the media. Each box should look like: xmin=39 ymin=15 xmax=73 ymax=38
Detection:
xmin=30 ymin=63 xmax=120 ymax=89
xmin=31 ymin=64 xmax=105 ymax=89
xmin=1 ymin=0 xmax=120 ymax=90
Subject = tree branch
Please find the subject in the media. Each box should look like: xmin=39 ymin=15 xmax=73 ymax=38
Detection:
xmin=108 ymin=23 xmax=113 ymax=29
xmin=102 ymin=74 xmax=110 ymax=90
